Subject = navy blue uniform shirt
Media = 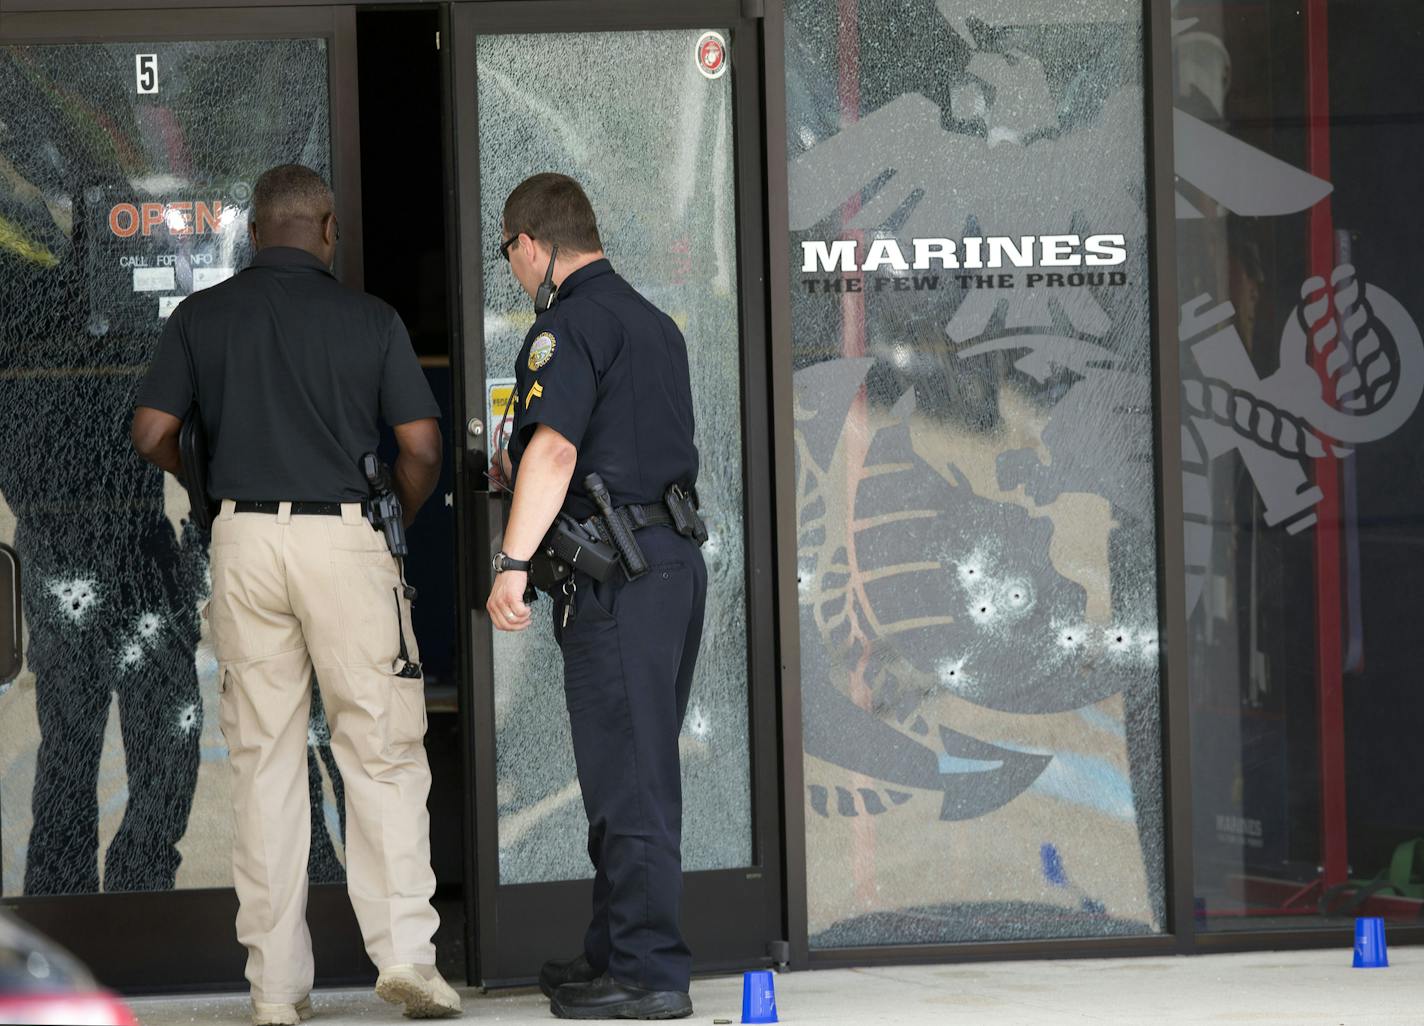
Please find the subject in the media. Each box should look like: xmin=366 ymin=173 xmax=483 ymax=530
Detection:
xmin=508 ymin=258 xmax=699 ymax=520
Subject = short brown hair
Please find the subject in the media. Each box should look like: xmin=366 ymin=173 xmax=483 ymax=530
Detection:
xmin=503 ymin=173 xmax=602 ymax=255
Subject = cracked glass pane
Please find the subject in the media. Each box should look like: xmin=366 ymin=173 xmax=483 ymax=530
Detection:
xmin=786 ymin=0 xmax=1166 ymax=946
xmin=0 ymin=39 xmax=337 ymax=894
xmin=475 ymin=29 xmax=752 ymax=883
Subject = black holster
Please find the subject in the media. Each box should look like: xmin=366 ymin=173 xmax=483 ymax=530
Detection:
xmin=179 ymin=405 xmax=217 ymax=532
xmin=664 ymin=484 xmax=708 ymax=546
xmin=361 ymin=453 xmax=408 ymax=557
xmin=529 ymin=513 xmax=620 ymax=595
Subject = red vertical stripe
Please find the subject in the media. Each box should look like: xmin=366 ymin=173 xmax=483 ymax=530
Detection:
xmin=835 ymin=0 xmax=878 ymax=913
xmin=838 ymin=0 xmax=866 ymax=362
xmin=1304 ymin=0 xmax=1349 ymax=890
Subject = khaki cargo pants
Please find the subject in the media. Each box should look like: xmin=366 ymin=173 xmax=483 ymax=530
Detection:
xmin=208 ymin=500 xmax=439 ymax=1003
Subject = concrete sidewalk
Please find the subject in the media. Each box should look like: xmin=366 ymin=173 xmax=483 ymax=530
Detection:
xmin=126 ymin=948 xmax=1423 ymax=1025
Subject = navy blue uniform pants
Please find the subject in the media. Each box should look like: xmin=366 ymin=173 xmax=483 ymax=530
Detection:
xmin=553 ymin=526 xmax=707 ymax=994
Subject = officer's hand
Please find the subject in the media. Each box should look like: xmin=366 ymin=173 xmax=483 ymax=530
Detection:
xmin=488 ymin=451 xmax=511 ymax=490
xmin=487 ymin=571 xmax=533 ymax=632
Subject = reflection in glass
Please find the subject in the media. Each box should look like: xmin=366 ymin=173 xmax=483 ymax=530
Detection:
xmin=1175 ymin=0 xmax=1424 ymax=931
xmin=786 ymin=0 xmax=1164 ymax=946
xmin=475 ymin=30 xmax=751 ymax=884
xmin=0 ymin=39 xmax=335 ymax=894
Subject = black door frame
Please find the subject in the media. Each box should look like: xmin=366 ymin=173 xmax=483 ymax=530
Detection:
xmin=0 ymin=4 xmax=370 ymax=992
xmin=445 ymin=0 xmax=785 ymax=988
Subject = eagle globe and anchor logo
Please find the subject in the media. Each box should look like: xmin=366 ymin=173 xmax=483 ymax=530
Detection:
xmin=695 ymin=30 xmax=728 ymax=81
xmin=784 ymin=1 xmax=1424 ymax=846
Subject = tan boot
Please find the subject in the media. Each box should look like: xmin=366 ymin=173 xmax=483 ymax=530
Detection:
xmin=376 ymin=964 xmax=463 ymax=1019
xmin=251 ymin=996 xmax=313 ymax=1025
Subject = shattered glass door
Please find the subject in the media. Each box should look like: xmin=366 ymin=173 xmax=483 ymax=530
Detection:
xmin=786 ymin=0 xmax=1166 ymax=946
xmin=0 ymin=39 xmax=334 ymax=895
xmin=474 ymin=29 xmax=752 ymax=884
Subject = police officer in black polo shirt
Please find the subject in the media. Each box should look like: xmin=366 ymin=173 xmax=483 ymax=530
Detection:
xmin=486 ymin=173 xmax=707 ymax=1021
xmin=131 ymin=165 xmax=462 ymax=1025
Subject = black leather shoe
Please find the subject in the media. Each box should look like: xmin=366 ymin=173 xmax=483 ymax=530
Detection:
xmin=539 ymin=954 xmax=601 ymax=999
xmin=550 ymin=975 xmax=692 ymax=1020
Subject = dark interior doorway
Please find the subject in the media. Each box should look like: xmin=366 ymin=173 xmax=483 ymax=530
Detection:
xmin=355 ymin=5 xmax=466 ymax=980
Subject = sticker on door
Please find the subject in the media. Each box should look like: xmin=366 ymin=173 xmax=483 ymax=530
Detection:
xmin=695 ymin=31 xmax=728 ymax=80
xmin=487 ymin=377 xmax=518 ymax=454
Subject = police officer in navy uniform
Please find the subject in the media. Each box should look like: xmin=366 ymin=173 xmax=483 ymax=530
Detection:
xmin=486 ymin=173 xmax=706 ymax=1021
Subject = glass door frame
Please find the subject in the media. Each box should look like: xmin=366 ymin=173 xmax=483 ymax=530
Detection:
xmin=0 ymin=3 xmax=369 ymax=992
xmin=761 ymin=0 xmax=1198 ymax=969
xmin=446 ymin=0 xmax=785 ymax=988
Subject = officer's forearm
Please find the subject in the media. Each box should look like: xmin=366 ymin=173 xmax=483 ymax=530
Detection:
xmin=144 ymin=438 xmax=183 ymax=478
xmin=393 ymin=455 xmax=440 ymax=527
xmin=130 ymin=407 xmax=183 ymax=477
xmin=392 ymin=418 xmax=443 ymax=526
xmin=504 ymin=428 xmax=577 ymax=560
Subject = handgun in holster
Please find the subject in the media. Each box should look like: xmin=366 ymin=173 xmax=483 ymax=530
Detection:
xmin=361 ymin=452 xmax=409 ymax=559
xmin=529 ymin=513 xmax=620 ymax=596
xmin=179 ymin=405 xmax=217 ymax=532
xmin=360 ymin=453 xmax=421 ymax=679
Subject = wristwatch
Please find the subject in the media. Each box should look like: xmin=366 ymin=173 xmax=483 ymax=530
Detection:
xmin=492 ymin=550 xmax=531 ymax=575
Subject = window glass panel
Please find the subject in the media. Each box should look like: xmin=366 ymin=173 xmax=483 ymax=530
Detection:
xmin=0 ymin=38 xmax=332 ymax=895
xmin=785 ymin=0 xmax=1165 ymax=946
xmin=1175 ymin=0 xmax=1424 ymax=931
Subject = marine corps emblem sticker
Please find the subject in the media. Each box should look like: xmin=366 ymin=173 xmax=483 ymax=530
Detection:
xmin=529 ymin=331 xmax=556 ymax=371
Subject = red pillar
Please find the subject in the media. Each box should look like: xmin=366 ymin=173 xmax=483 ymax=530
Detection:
xmin=1304 ymin=0 xmax=1349 ymax=890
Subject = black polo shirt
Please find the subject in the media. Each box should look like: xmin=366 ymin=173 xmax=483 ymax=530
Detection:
xmin=508 ymin=259 xmax=699 ymax=520
xmin=137 ymin=246 xmax=439 ymax=503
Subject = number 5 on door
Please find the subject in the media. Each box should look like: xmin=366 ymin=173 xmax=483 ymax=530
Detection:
xmin=135 ymin=53 xmax=158 ymax=94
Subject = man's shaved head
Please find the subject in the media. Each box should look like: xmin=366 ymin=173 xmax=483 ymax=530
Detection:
xmin=253 ymin=164 xmax=333 ymax=229
xmin=250 ymin=164 xmax=338 ymax=264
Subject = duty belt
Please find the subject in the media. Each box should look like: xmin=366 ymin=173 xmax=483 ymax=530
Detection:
xmin=232 ymin=500 xmax=361 ymax=516
xmin=529 ymin=476 xmax=707 ymax=601
xmin=583 ymin=502 xmax=675 ymax=534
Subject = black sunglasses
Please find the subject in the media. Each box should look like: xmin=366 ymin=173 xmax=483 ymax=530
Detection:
xmin=499 ymin=233 xmax=528 ymax=262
